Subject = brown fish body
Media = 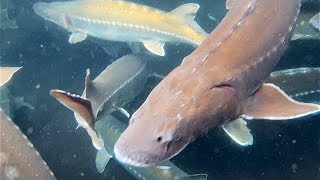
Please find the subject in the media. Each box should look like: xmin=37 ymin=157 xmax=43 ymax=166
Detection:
xmin=133 ymin=0 xmax=301 ymax=140
xmin=115 ymin=0 xmax=319 ymax=167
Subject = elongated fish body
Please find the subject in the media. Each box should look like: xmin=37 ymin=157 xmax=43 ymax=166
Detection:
xmin=33 ymin=1 xmax=207 ymax=56
xmin=50 ymin=54 xmax=164 ymax=149
xmin=95 ymin=115 xmax=207 ymax=180
xmin=114 ymin=0 xmax=320 ymax=167
xmin=0 ymin=109 xmax=56 ymax=180
xmin=85 ymin=54 xmax=154 ymax=118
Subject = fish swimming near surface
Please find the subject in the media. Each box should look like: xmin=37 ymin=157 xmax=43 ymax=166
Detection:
xmin=114 ymin=0 xmax=320 ymax=167
xmin=33 ymin=0 xmax=208 ymax=56
xmin=50 ymin=54 xmax=168 ymax=150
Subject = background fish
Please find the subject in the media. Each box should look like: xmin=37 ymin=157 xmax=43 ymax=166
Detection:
xmin=50 ymin=53 xmax=170 ymax=150
xmin=33 ymin=0 xmax=208 ymax=56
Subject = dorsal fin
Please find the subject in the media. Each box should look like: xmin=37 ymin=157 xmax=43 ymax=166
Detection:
xmin=85 ymin=69 xmax=93 ymax=98
xmin=170 ymin=3 xmax=206 ymax=34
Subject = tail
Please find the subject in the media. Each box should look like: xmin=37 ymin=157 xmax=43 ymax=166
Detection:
xmin=50 ymin=89 xmax=95 ymax=128
xmin=170 ymin=3 xmax=208 ymax=44
xmin=50 ymin=89 xmax=104 ymax=149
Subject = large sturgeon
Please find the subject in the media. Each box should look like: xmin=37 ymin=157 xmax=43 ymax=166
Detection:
xmin=114 ymin=0 xmax=320 ymax=166
xmin=0 ymin=67 xmax=55 ymax=180
xmin=33 ymin=0 xmax=207 ymax=56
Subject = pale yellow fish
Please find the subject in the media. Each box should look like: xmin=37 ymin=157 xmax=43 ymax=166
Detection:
xmin=0 ymin=67 xmax=22 ymax=86
xmin=33 ymin=0 xmax=208 ymax=56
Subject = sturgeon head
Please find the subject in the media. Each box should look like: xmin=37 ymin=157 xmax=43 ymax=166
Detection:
xmin=33 ymin=2 xmax=74 ymax=31
xmin=114 ymin=69 xmax=240 ymax=166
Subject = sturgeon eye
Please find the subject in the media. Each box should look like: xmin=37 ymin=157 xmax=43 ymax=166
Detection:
xmin=157 ymin=136 xmax=163 ymax=143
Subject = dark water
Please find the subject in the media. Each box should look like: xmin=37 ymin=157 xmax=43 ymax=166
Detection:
xmin=0 ymin=0 xmax=319 ymax=180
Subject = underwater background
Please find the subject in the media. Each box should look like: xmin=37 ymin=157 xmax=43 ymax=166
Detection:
xmin=0 ymin=0 xmax=319 ymax=179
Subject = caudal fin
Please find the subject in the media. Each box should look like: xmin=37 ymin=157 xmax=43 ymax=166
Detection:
xmin=50 ymin=89 xmax=95 ymax=128
xmin=0 ymin=66 xmax=22 ymax=86
xmin=170 ymin=3 xmax=206 ymax=34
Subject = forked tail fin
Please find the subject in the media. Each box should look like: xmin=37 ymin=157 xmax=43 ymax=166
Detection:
xmin=170 ymin=3 xmax=208 ymax=44
xmin=50 ymin=89 xmax=104 ymax=149
xmin=50 ymin=89 xmax=95 ymax=128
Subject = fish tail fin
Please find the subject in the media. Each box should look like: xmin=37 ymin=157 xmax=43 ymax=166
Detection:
xmin=49 ymin=89 xmax=95 ymax=127
xmin=95 ymin=146 xmax=112 ymax=173
xmin=170 ymin=3 xmax=207 ymax=36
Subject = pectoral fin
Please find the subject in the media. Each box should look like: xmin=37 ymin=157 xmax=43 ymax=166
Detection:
xmin=222 ymin=118 xmax=253 ymax=146
xmin=143 ymin=40 xmax=165 ymax=56
xmin=96 ymin=147 xmax=112 ymax=173
xmin=50 ymin=89 xmax=95 ymax=127
xmin=242 ymin=83 xmax=320 ymax=120
xmin=68 ymin=32 xmax=87 ymax=44
xmin=178 ymin=174 xmax=208 ymax=180
xmin=113 ymin=104 xmax=130 ymax=118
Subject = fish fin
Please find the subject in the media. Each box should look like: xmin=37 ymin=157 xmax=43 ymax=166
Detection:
xmin=113 ymin=104 xmax=130 ymax=118
xmin=309 ymin=12 xmax=320 ymax=31
xmin=86 ymin=128 xmax=104 ymax=150
xmin=85 ymin=68 xmax=93 ymax=97
xmin=13 ymin=97 xmax=35 ymax=110
xmin=226 ymin=0 xmax=237 ymax=10
xmin=143 ymin=40 xmax=165 ymax=56
xmin=50 ymin=89 xmax=95 ymax=127
xmin=151 ymin=73 xmax=166 ymax=79
xmin=68 ymin=32 xmax=87 ymax=44
xmin=156 ymin=165 xmax=171 ymax=170
xmin=128 ymin=42 xmax=143 ymax=54
xmin=222 ymin=118 xmax=253 ymax=146
xmin=178 ymin=173 xmax=208 ymax=180
xmin=242 ymin=83 xmax=320 ymax=120
xmin=96 ymin=146 xmax=112 ymax=173
xmin=0 ymin=66 xmax=22 ymax=86
xmin=170 ymin=3 xmax=206 ymax=34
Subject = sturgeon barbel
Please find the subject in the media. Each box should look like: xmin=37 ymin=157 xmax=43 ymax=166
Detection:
xmin=33 ymin=0 xmax=208 ymax=56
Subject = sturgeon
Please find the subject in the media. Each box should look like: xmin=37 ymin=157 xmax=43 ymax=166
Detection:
xmin=0 ymin=109 xmax=56 ymax=180
xmin=114 ymin=0 xmax=320 ymax=166
xmin=50 ymin=54 xmax=166 ymax=150
xmin=33 ymin=0 xmax=207 ymax=56
xmin=0 ymin=69 xmax=55 ymax=180
xmin=95 ymin=115 xmax=207 ymax=180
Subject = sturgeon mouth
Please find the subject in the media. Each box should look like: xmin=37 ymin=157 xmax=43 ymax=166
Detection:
xmin=114 ymin=148 xmax=149 ymax=167
xmin=114 ymin=143 xmax=164 ymax=167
